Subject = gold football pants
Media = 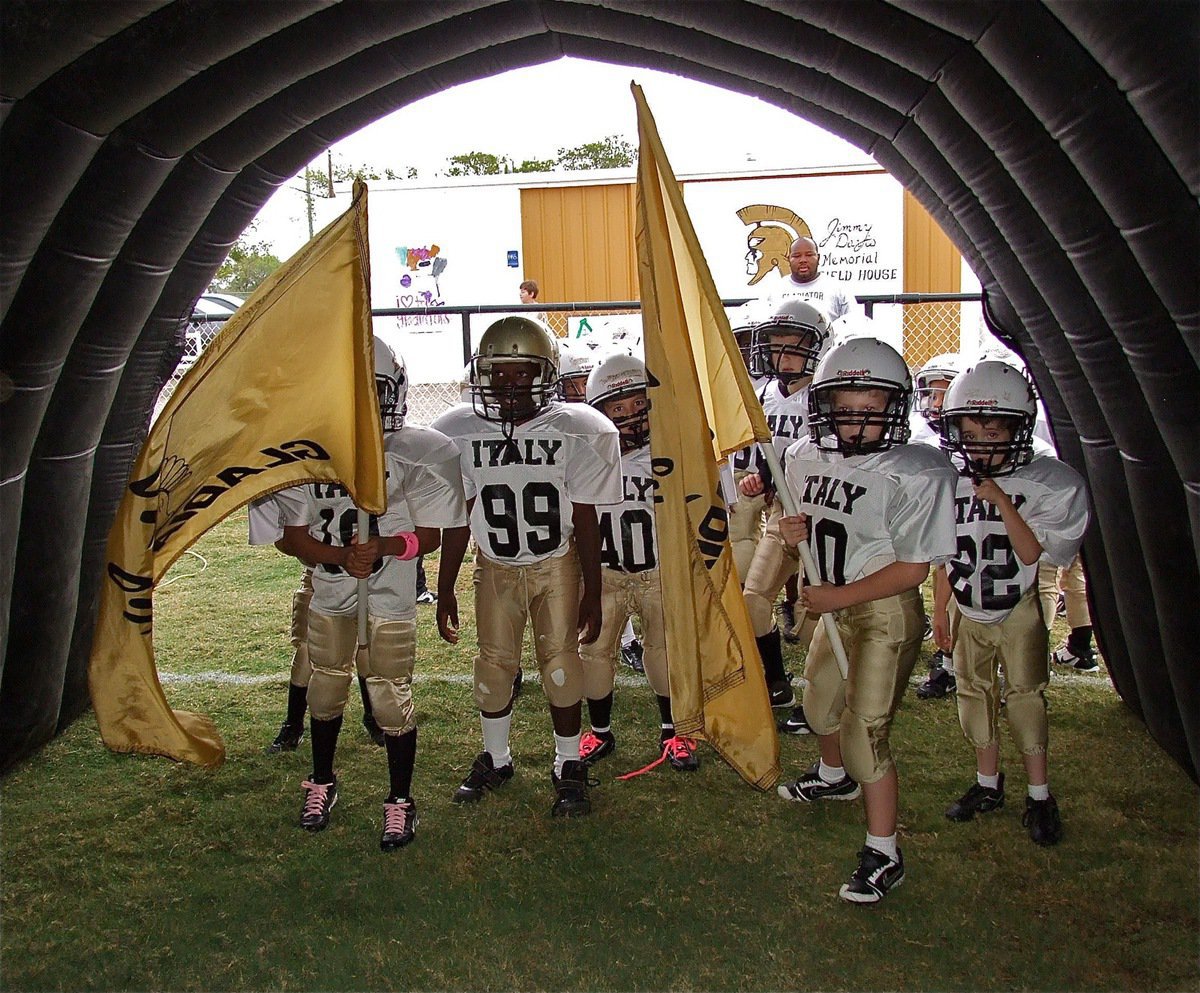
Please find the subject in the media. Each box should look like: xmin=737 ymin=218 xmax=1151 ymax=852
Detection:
xmin=306 ymin=612 xmax=417 ymax=734
xmin=802 ymin=587 xmax=924 ymax=784
xmin=473 ymin=549 xmax=585 ymax=711
xmin=743 ymin=503 xmax=801 ymax=637
xmin=579 ymin=566 xmax=669 ymax=699
xmin=952 ymin=588 xmax=1049 ymax=755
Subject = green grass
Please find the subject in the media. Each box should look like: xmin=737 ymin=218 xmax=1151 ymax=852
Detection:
xmin=2 ymin=510 xmax=1197 ymax=991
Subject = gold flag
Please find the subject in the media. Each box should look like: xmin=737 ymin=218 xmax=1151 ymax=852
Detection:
xmin=632 ymin=84 xmax=779 ymax=790
xmin=88 ymin=181 xmax=385 ymax=767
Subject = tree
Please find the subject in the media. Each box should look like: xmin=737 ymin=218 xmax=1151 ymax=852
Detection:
xmin=210 ymin=223 xmax=281 ymax=295
xmin=556 ymin=135 xmax=636 ymax=170
xmin=445 ymin=151 xmax=515 ymax=176
xmin=515 ymin=157 xmax=557 ymax=173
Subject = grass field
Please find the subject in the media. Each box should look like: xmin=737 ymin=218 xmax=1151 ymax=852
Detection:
xmin=2 ymin=509 xmax=1197 ymax=992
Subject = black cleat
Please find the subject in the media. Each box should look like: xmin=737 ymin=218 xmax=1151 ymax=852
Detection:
xmin=266 ymin=721 xmax=303 ymax=754
xmin=299 ymin=776 xmax=338 ymax=832
xmin=580 ymin=730 xmax=616 ymax=765
xmin=663 ymin=735 xmax=699 ymax=771
xmin=1052 ymin=644 xmax=1099 ymax=672
xmin=945 ymin=773 xmax=1006 ymax=821
xmin=777 ymin=707 xmax=813 ymax=735
xmin=452 ymin=752 xmax=514 ymax=804
xmin=380 ymin=798 xmax=418 ymax=850
xmin=768 ymin=680 xmax=796 ymax=709
xmin=1023 ymin=794 xmax=1063 ymax=846
xmin=551 ymin=760 xmax=592 ymax=817
xmin=839 ymin=846 xmax=905 ymax=904
xmin=916 ymin=664 xmax=956 ymax=700
xmin=621 ymin=639 xmax=645 ymax=674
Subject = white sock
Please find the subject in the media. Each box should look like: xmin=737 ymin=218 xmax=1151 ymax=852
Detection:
xmin=590 ymin=724 xmax=611 ymax=736
xmin=480 ymin=713 xmax=512 ymax=768
xmin=818 ymin=760 xmax=846 ymax=784
xmin=621 ymin=618 xmax=636 ymax=648
xmin=553 ymin=733 xmax=581 ymax=776
xmin=866 ymin=832 xmax=899 ymax=861
xmin=978 ymin=771 xmax=1001 ymax=790
xmin=1028 ymin=782 xmax=1050 ymax=801
xmin=941 ymin=655 xmax=955 ymax=672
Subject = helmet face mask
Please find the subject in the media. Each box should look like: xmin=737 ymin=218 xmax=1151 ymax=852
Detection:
xmin=750 ymin=300 xmax=830 ymax=390
xmin=557 ymin=340 xmax=596 ymax=403
xmin=914 ymin=353 xmax=965 ymax=426
xmin=470 ymin=317 xmax=559 ymax=424
xmin=807 ymin=338 xmax=912 ymax=455
xmin=940 ymin=360 xmax=1037 ymax=478
xmin=587 ymin=353 xmax=651 ymax=451
xmin=374 ymin=337 xmax=408 ymax=431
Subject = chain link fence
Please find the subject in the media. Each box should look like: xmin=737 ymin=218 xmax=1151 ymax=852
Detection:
xmin=155 ymin=296 xmax=990 ymax=426
xmin=858 ymin=293 xmax=987 ymax=370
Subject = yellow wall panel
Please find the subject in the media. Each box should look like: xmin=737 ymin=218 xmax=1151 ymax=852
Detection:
xmin=521 ymin=184 xmax=636 ymax=303
xmin=903 ymin=190 xmax=963 ymax=366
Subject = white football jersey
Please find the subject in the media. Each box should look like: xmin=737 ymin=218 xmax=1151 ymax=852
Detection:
xmin=907 ymin=411 xmax=940 ymax=448
xmin=276 ymin=425 xmax=468 ymax=619
xmin=760 ymin=380 xmax=811 ymax=464
xmin=764 ymin=273 xmax=851 ymax=322
xmin=947 ymin=454 xmax=1089 ymax=623
xmin=431 ymin=401 xmax=622 ymax=566
xmin=784 ymin=438 xmax=958 ymax=585
xmin=596 ymin=445 xmax=660 ymax=573
xmin=247 ymin=492 xmax=287 ymax=545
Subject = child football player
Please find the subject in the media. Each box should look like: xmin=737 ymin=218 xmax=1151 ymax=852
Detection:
xmin=738 ymin=299 xmax=831 ymax=721
xmin=431 ymin=317 xmax=622 ymax=817
xmin=275 ymin=339 xmax=469 ymax=849
xmin=934 ymin=359 xmax=1089 ymax=846
xmin=777 ymin=337 xmax=958 ymax=903
xmin=577 ymin=352 xmax=698 ymax=772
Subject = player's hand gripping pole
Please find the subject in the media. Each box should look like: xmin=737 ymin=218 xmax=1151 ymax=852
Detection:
xmin=759 ymin=445 xmax=850 ymax=680
xmin=357 ymin=508 xmax=370 ymax=646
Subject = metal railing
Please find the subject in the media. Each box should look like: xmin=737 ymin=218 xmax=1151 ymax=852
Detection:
xmin=158 ymin=293 xmax=990 ymax=425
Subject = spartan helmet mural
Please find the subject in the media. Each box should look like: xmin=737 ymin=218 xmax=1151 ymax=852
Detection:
xmin=736 ymin=204 xmax=813 ymax=285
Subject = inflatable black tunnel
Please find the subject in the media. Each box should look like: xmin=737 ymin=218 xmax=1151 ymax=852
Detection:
xmin=1 ymin=1 xmax=1197 ymax=778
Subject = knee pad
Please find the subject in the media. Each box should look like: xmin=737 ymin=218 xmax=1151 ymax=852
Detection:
xmin=840 ymin=709 xmax=895 ymax=785
xmin=364 ymin=618 xmax=417 ymax=734
xmin=306 ymin=611 xmax=356 ymax=720
xmin=538 ymin=648 xmax=584 ymax=709
xmin=473 ymin=654 xmax=520 ymax=712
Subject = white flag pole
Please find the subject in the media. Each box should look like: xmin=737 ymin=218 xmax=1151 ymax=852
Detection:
xmin=357 ymin=508 xmax=370 ymax=646
xmin=759 ymin=445 xmax=851 ymax=680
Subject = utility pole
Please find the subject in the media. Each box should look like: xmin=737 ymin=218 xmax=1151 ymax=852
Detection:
xmin=304 ymin=167 xmax=314 ymax=239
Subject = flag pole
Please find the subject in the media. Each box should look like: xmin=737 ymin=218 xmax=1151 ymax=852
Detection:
xmin=758 ymin=445 xmax=851 ymax=680
xmin=357 ymin=508 xmax=370 ymax=646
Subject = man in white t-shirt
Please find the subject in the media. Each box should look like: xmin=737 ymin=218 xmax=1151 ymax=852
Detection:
xmin=764 ymin=236 xmax=853 ymax=323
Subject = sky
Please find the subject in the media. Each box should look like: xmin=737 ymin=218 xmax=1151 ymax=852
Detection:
xmin=253 ymin=57 xmax=875 ymax=258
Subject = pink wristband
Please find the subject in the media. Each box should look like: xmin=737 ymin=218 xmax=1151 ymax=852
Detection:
xmin=395 ymin=531 xmax=420 ymax=561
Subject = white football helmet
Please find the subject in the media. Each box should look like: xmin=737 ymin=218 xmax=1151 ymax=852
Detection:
xmin=940 ymin=359 xmax=1037 ymax=477
xmin=470 ymin=316 xmax=559 ymax=423
xmin=557 ymin=339 xmax=597 ymax=403
xmin=914 ymin=352 xmax=966 ymax=425
xmin=827 ymin=312 xmax=877 ymax=348
xmin=808 ymin=337 xmax=912 ymax=454
xmin=750 ymin=299 xmax=831 ymax=389
xmin=374 ymin=337 xmax=408 ymax=431
xmin=586 ymin=351 xmax=651 ymax=451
